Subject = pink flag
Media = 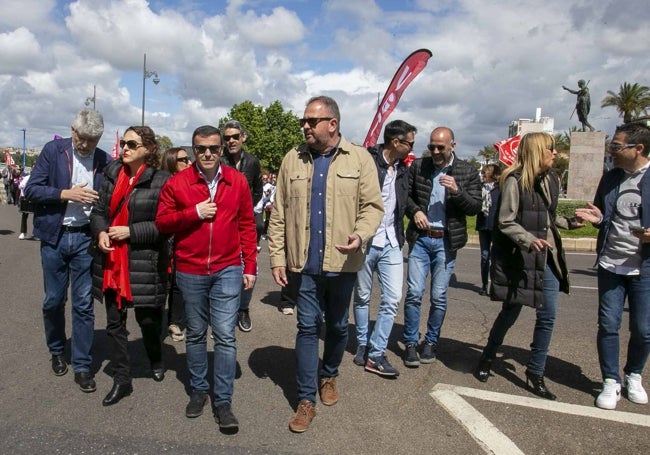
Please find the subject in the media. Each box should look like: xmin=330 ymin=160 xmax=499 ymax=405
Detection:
xmin=494 ymin=135 xmax=521 ymax=167
xmin=363 ymin=49 xmax=433 ymax=147
xmin=110 ymin=130 xmax=120 ymax=159
xmin=5 ymin=150 xmax=15 ymax=167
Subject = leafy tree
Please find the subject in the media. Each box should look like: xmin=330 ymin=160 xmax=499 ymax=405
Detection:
xmin=156 ymin=135 xmax=173 ymax=151
xmin=219 ymin=100 xmax=303 ymax=172
xmin=601 ymin=82 xmax=650 ymax=123
xmin=477 ymin=145 xmax=498 ymax=163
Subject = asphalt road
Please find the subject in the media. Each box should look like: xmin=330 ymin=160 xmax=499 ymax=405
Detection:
xmin=1 ymin=202 xmax=648 ymax=454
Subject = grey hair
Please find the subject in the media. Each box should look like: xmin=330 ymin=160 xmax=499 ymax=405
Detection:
xmin=71 ymin=109 xmax=104 ymax=138
xmin=223 ymin=119 xmax=246 ymax=136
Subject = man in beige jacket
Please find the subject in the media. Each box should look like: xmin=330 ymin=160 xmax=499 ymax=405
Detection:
xmin=268 ymin=95 xmax=383 ymax=433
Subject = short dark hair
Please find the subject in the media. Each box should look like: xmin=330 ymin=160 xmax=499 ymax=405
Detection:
xmin=192 ymin=125 xmax=221 ymax=146
xmin=383 ymin=119 xmax=417 ymax=143
xmin=124 ymin=125 xmax=160 ymax=168
xmin=615 ymin=122 xmax=650 ymax=156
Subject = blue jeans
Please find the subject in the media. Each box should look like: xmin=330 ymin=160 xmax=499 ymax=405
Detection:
xmin=40 ymin=230 xmax=94 ymax=372
xmin=482 ymin=264 xmax=559 ymax=375
xmin=597 ymin=266 xmax=650 ymax=383
xmin=478 ymin=230 xmax=493 ymax=289
xmin=353 ymin=244 xmax=403 ymax=357
xmin=403 ymin=236 xmax=457 ymax=346
xmin=295 ymin=273 xmax=356 ymax=404
xmin=177 ymin=266 xmax=241 ymax=406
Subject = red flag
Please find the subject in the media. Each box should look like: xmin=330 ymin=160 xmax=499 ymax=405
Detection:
xmin=363 ymin=49 xmax=432 ymax=147
xmin=494 ymin=135 xmax=520 ymax=167
xmin=403 ymin=152 xmax=417 ymax=167
xmin=4 ymin=150 xmax=15 ymax=167
xmin=110 ymin=130 xmax=120 ymax=159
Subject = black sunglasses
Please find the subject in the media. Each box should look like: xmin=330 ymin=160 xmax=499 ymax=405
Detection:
xmin=427 ymin=144 xmax=447 ymax=152
xmin=398 ymin=138 xmax=415 ymax=149
xmin=120 ymin=140 xmax=143 ymax=150
xmin=193 ymin=144 xmax=224 ymax=155
xmin=299 ymin=117 xmax=333 ymax=128
xmin=176 ymin=156 xmax=190 ymax=163
xmin=223 ymin=133 xmax=241 ymax=142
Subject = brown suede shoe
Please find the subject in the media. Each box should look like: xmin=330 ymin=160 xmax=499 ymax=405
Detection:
xmin=319 ymin=377 xmax=338 ymax=406
xmin=289 ymin=399 xmax=316 ymax=433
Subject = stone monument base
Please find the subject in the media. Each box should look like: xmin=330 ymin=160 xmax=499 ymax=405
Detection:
xmin=566 ymin=131 xmax=606 ymax=201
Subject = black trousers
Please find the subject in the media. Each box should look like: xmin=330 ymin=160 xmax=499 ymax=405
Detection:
xmin=104 ymin=290 xmax=163 ymax=384
xmin=166 ymin=270 xmax=185 ymax=329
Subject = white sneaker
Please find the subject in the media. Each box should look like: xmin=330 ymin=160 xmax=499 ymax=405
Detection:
xmin=281 ymin=307 xmax=294 ymax=315
xmin=18 ymin=233 xmax=25 ymax=240
xmin=596 ymin=379 xmax=621 ymax=410
xmin=625 ymin=373 xmax=648 ymax=404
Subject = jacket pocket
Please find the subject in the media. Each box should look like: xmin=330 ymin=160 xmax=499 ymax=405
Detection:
xmin=288 ymin=174 xmax=309 ymax=199
xmin=335 ymin=168 xmax=360 ymax=196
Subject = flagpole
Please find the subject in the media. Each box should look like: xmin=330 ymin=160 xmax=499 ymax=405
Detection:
xmin=20 ymin=128 xmax=26 ymax=173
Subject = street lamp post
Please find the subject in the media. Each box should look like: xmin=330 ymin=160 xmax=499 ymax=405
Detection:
xmin=141 ymin=53 xmax=160 ymax=126
xmin=85 ymin=85 xmax=96 ymax=110
xmin=20 ymin=128 xmax=26 ymax=173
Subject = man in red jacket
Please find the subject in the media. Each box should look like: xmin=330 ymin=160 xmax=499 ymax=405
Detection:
xmin=155 ymin=125 xmax=257 ymax=433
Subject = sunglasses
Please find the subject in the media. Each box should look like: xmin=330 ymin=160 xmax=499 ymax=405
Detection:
xmin=176 ymin=156 xmax=190 ymax=163
xmin=223 ymin=133 xmax=241 ymax=142
xmin=120 ymin=140 xmax=143 ymax=150
xmin=608 ymin=143 xmax=638 ymax=153
xmin=427 ymin=144 xmax=447 ymax=152
xmin=299 ymin=117 xmax=333 ymax=128
xmin=398 ymin=138 xmax=415 ymax=149
xmin=194 ymin=144 xmax=224 ymax=155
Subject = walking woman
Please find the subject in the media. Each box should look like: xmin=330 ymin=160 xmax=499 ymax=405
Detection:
xmin=160 ymin=147 xmax=191 ymax=342
xmin=476 ymin=164 xmax=501 ymax=295
xmin=90 ymin=126 xmax=170 ymax=406
xmin=474 ymin=132 xmax=574 ymax=400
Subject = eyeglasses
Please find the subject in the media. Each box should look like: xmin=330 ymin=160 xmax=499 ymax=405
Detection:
xmin=120 ymin=140 xmax=143 ymax=150
xmin=176 ymin=156 xmax=190 ymax=163
xmin=299 ymin=117 xmax=333 ymax=128
xmin=223 ymin=133 xmax=241 ymax=142
xmin=427 ymin=144 xmax=447 ymax=152
xmin=398 ymin=138 xmax=415 ymax=149
xmin=193 ymin=144 xmax=224 ymax=155
xmin=608 ymin=143 xmax=638 ymax=153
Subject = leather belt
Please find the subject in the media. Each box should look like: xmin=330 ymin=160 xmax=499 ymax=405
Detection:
xmin=61 ymin=224 xmax=90 ymax=233
xmin=421 ymin=228 xmax=444 ymax=238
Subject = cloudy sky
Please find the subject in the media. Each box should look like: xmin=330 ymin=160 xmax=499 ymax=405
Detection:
xmin=1 ymin=0 xmax=648 ymax=160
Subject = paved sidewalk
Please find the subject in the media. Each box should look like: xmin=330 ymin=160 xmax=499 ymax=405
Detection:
xmin=467 ymin=233 xmax=596 ymax=252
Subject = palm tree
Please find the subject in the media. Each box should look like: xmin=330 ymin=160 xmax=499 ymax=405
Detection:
xmin=601 ymin=82 xmax=650 ymax=123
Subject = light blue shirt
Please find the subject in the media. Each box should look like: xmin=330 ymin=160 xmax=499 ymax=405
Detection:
xmin=427 ymin=157 xmax=454 ymax=229
xmin=62 ymin=148 xmax=95 ymax=227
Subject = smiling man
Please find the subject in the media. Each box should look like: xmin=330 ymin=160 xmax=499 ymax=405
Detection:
xmin=576 ymin=122 xmax=650 ymax=410
xmin=220 ymin=120 xmax=263 ymax=333
xmin=267 ymin=95 xmax=383 ymax=433
xmin=156 ymin=125 xmax=257 ymax=432
xmin=401 ymin=126 xmax=482 ymax=368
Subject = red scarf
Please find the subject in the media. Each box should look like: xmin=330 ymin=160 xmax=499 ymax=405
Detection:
xmin=102 ymin=164 xmax=146 ymax=309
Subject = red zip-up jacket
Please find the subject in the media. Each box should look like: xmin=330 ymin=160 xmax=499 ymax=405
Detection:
xmin=155 ymin=164 xmax=257 ymax=276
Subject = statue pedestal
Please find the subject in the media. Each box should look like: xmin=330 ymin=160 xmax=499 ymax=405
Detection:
xmin=566 ymin=132 xmax=606 ymax=201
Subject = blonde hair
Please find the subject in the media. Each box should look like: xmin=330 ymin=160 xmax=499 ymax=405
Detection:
xmin=500 ymin=132 xmax=554 ymax=192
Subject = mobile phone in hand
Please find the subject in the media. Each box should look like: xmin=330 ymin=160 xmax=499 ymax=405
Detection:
xmin=630 ymin=226 xmax=646 ymax=233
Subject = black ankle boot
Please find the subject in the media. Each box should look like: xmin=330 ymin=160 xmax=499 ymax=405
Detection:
xmin=102 ymin=382 xmax=133 ymax=406
xmin=475 ymin=356 xmax=493 ymax=383
xmin=525 ymin=370 xmax=556 ymax=400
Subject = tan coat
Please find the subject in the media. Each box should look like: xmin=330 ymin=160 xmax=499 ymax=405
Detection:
xmin=268 ymin=136 xmax=384 ymax=273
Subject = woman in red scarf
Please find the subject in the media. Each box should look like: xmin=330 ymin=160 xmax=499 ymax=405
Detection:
xmin=90 ymin=126 xmax=170 ymax=406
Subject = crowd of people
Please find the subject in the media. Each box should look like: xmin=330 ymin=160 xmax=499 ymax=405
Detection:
xmin=20 ymin=100 xmax=650 ymax=434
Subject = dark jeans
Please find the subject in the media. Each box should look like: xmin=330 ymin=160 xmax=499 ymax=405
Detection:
xmin=478 ymin=229 xmax=493 ymax=289
xmin=295 ymin=273 xmax=356 ymax=404
xmin=167 ymin=270 xmax=185 ymax=329
xmin=105 ymin=290 xmax=163 ymax=385
xmin=279 ymin=271 xmax=298 ymax=309
xmin=482 ymin=264 xmax=559 ymax=376
xmin=20 ymin=212 xmax=29 ymax=235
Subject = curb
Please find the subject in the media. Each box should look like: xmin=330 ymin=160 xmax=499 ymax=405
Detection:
xmin=466 ymin=234 xmax=596 ymax=252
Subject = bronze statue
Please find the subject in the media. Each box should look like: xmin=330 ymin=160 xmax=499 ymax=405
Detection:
xmin=563 ymin=80 xmax=595 ymax=132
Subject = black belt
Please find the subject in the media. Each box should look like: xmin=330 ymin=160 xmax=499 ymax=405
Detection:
xmin=421 ymin=229 xmax=444 ymax=238
xmin=61 ymin=224 xmax=90 ymax=233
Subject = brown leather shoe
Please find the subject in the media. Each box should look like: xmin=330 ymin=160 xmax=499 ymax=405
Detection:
xmin=319 ymin=377 xmax=338 ymax=406
xmin=289 ymin=399 xmax=316 ymax=433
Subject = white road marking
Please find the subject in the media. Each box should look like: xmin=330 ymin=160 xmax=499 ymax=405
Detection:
xmin=431 ymin=383 xmax=650 ymax=454
xmin=571 ymin=285 xmax=598 ymax=290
